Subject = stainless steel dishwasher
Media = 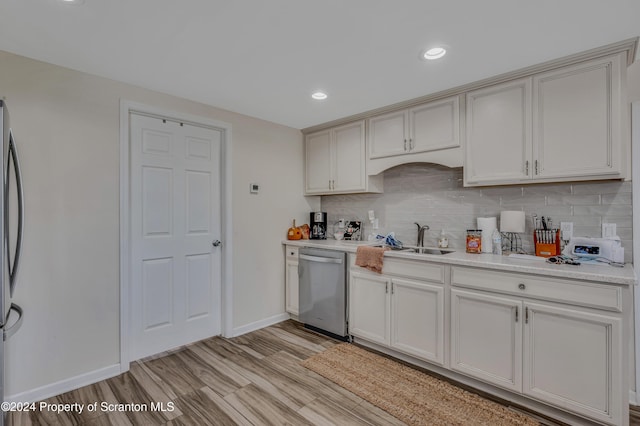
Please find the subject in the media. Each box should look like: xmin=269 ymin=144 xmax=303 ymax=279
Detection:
xmin=298 ymin=247 xmax=348 ymax=340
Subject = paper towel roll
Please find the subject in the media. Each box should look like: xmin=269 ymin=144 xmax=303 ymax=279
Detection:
xmin=500 ymin=211 xmax=526 ymax=233
xmin=477 ymin=217 xmax=497 ymax=253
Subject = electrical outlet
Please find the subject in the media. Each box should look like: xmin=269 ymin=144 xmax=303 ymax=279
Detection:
xmin=560 ymin=222 xmax=573 ymax=241
xmin=602 ymin=223 xmax=617 ymax=238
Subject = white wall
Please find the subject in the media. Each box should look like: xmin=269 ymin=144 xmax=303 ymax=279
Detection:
xmin=0 ymin=50 xmax=316 ymax=398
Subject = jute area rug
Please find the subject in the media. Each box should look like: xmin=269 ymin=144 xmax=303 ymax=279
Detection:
xmin=301 ymin=343 xmax=539 ymax=426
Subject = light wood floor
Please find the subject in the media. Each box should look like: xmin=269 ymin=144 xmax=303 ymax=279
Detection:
xmin=10 ymin=320 xmax=640 ymax=425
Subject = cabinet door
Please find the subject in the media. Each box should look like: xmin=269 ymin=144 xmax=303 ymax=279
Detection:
xmin=533 ymin=54 xmax=623 ymax=180
xmin=523 ymin=302 xmax=622 ymax=425
xmin=368 ymin=110 xmax=408 ymax=159
xmin=305 ymin=130 xmax=332 ymax=194
xmin=349 ymin=271 xmax=390 ymax=345
xmin=450 ymin=289 xmax=523 ymax=392
xmin=409 ymin=96 xmax=460 ymax=154
xmin=465 ymin=78 xmax=532 ymax=185
xmin=391 ymin=278 xmax=445 ymax=365
xmin=285 ymin=259 xmax=299 ymax=315
xmin=333 ymin=121 xmax=366 ymax=192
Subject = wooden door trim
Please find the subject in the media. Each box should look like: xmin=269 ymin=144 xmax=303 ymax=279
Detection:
xmin=119 ymin=100 xmax=233 ymax=373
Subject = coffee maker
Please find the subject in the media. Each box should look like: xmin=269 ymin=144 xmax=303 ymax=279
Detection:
xmin=310 ymin=212 xmax=327 ymax=239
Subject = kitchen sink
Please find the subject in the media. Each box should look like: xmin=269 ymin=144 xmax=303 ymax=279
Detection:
xmin=401 ymin=246 xmax=455 ymax=255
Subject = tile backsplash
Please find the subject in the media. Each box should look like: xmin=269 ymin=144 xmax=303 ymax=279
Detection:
xmin=320 ymin=164 xmax=633 ymax=262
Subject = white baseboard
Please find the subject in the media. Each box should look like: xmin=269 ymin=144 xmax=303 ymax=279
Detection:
xmin=231 ymin=313 xmax=289 ymax=337
xmin=7 ymin=364 xmax=122 ymax=404
xmin=631 ymin=389 xmax=638 ymax=406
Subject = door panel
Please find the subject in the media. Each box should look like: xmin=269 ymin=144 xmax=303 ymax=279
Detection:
xmin=142 ymin=167 xmax=173 ymax=236
xmin=451 ymin=289 xmax=523 ymax=392
xmin=142 ymin=257 xmax=173 ymax=330
xmin=131 ymin=113 xmax=222 ymax=360
xmin=533 ymin=56 xmax=620 ymax=179
xmin=186 ymin=253 xmax=212 ymax=320
xmin=305 ymin=130 xmax=331 ymax=193
xmin=523 ymin=302 xmax=622 ymax=424
xmin=349 ymin=271 xmax=389 ymax=345
xmin=186 ymin=171 xmax=211 ymax=234
xmin=333 ymin=121 xmax=365 ymax=192
xmin=391 ymin=278 xmax=444 ymax=365
xmin=465 ymin=78 xmax=532 ymax=184
xmin=368 ymin=110 xmax=407 ymax=158
xmin=410 ymin=96 xmax=460 ymax=153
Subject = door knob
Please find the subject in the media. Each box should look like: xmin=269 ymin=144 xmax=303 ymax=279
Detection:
xmin=212 ymin=240 xmax=222 ymax=247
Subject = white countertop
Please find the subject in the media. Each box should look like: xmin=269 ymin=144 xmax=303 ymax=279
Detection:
xmin=283 ymin=239 xmax=637 ymax=286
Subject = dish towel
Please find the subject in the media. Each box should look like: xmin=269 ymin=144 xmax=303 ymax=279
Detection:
xmin=355 ymin=246 xmax=388 ymax=274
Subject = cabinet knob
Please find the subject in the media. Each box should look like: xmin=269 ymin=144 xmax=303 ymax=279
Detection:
xmin=518 ymin=283 xmax=526 ymax=290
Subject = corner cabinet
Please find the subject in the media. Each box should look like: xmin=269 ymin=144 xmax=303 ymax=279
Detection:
xmin=464 ymin=53 xmax=627 ymax=186
xmin=450 ymin=266 xmax=625 ymax=426
xmin=349 ymin=258 xmax=446 ymax=366
xmin=304 ymin=120 xmax=383 ymax=195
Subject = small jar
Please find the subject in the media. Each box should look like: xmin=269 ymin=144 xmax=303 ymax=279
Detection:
xmin=466 ymin=230 xmax=482 ymax=253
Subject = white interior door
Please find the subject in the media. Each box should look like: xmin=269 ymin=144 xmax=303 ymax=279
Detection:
xmin=130 ymin=113 xmax=222 ymax=360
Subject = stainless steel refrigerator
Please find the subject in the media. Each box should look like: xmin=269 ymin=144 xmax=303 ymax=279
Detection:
xmin=0 ymin=100 xmax=25 ymax=426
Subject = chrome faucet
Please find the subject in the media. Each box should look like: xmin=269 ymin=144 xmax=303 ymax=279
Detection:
xmin=415 ymin=222 xmax=430 ymax=247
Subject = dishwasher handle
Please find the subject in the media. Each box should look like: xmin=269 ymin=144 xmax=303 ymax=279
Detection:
xmin=299 ymin=254 xmax=344 ymax=264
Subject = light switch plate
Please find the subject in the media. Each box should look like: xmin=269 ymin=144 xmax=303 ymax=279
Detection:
xmin=560 ymin=222 xmax=573 ymax=241
xmin=602 ymin=223 xmax=617 ymax=238
xmin=249 ymin=183 xmax=259 ymax=194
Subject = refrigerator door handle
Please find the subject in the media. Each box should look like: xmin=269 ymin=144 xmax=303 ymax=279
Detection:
xmin=3 ymin=303 xmax=23 ymax=341
xmin=8 ymin=129 xmax=24 ymax=296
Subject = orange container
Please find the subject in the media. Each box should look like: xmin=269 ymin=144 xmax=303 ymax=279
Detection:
xmin=466 ymin=230 xmax=482 ymax=253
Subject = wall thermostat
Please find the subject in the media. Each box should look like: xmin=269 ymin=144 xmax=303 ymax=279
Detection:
xmin=250 ymin=183 xmax=260 ymax=194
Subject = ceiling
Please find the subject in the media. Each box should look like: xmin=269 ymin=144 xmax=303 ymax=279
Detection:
xmin=1 ymin=1 xmax=639 ymax=130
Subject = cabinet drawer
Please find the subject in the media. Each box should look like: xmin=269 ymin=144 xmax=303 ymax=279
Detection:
xmin=351 ymin=256 xmax=445 ymax=284
xmin=450 ymin=266 xmax=622 ymax=312
xmin=285 ymin=245 xmax=299 ymax=259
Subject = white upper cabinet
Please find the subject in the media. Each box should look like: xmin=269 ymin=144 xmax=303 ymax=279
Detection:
xmin=533 ymin=55 xmax=623 ymax=180
xmin=333 ymin=121 xmax=367 ymax=192
xmin=369 ymin=110 xmax=408 ymax=159
xmin=465 ymin=53 xmax=626 ymax=186
xmin=304 ymin=130 xmax=332 ymax=193
xmin=410 ymin=96 xmax=461 ymax=154
xmin=304 ymin=120 xmax=382 ymax=195
xmin=367 ymin=96 xmax=462 ymax=174
xmin=465 ymin=78 xmax=532 ymax=185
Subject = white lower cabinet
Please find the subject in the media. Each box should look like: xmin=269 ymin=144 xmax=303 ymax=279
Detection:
xmin=450 ymin=289 xmax=522 ymax=392
xmin=523 ymin=302 xmax=622 ymax=425
xmin=391 ymin=278 xmax=445 ymax=363
xmin=450 ymin=287 xmax=623 ymax=425
xmin=349 ymin=268 xmax=445 ymax=366
xmin=284 ymin=246 xmax=299 ymax=316
xmin=349 ymin=272 xmax=389 ymax=345
xmin=342 ymin=256 xmax=630 ymax=425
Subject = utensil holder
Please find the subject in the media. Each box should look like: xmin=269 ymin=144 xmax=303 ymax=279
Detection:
xmin=534 ymin=229 xmax=560 ymax=258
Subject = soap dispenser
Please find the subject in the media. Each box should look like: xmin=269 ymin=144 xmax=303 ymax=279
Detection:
xmin=437 ymin=229 xmax=449 ymax=248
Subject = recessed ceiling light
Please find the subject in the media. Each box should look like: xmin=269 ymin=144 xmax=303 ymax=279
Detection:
xmin=311 ymin=91 xmax=328 ymax=100
xmin=59 ymin=0 xmax=85 ymax=5
xmin=422 ymin=47 xmax=447 ymax=60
